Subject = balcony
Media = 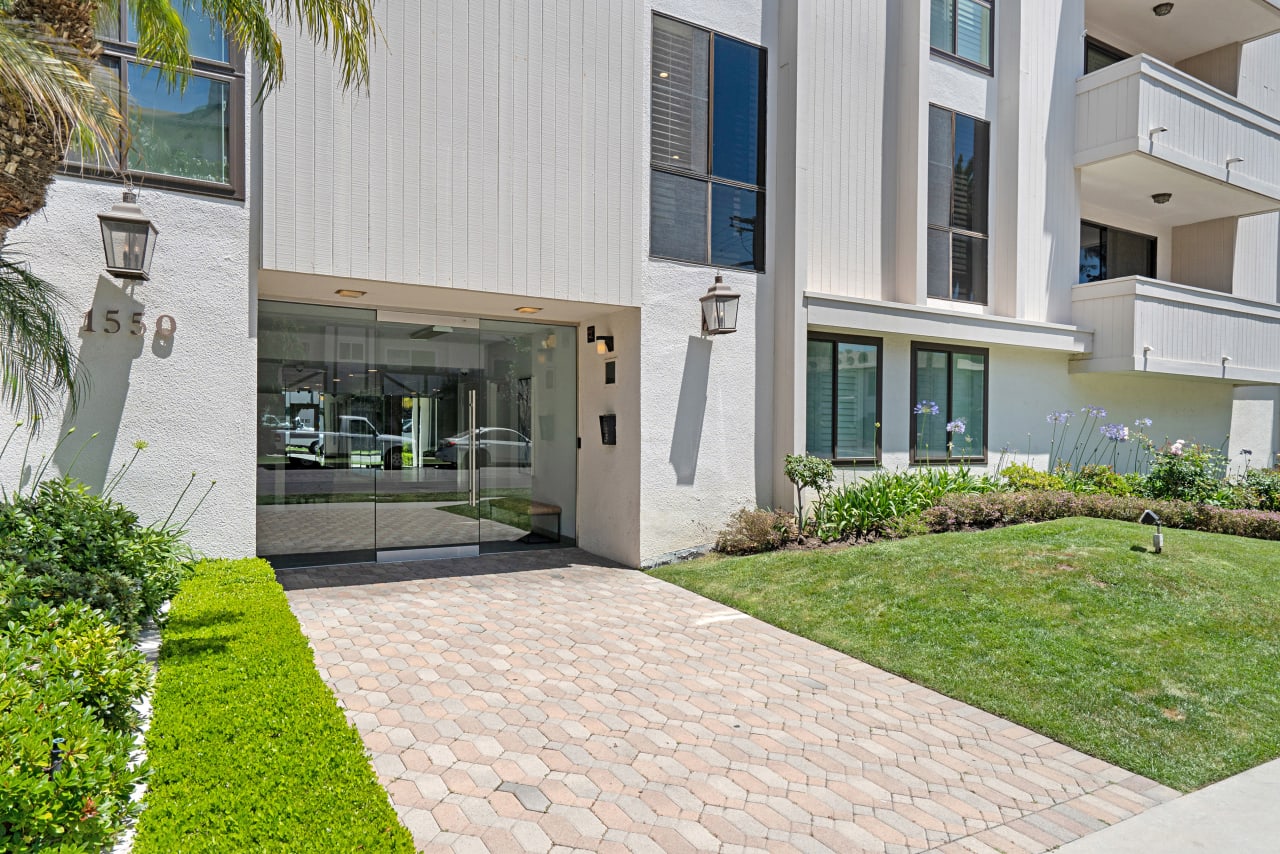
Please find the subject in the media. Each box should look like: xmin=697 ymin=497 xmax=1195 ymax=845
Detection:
xmin=1071 ymin=277 xmax=1280 ymax=383
xmin=1085 ymin=0 xmax=1280 ymax=65
xmin=1076 ymin=56 xmax=1280 ymax=226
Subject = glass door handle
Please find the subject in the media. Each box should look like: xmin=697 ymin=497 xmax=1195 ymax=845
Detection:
xmin=468 ymin=389 xmax=477 ymax=507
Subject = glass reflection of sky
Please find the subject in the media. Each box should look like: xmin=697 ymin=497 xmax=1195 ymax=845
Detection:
xmin=127 ymin=1 xmax=228 ymax=63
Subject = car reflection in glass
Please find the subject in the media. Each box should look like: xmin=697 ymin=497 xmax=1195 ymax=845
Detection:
xmin=436 ymin=428 xmax=531 ymax=468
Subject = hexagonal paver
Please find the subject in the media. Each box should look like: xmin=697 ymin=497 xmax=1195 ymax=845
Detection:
xmin=281 ymin=549 xmax=1178 ymax=852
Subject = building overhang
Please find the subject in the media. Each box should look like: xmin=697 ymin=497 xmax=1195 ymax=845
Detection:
xmin=804 ymin=292 xmax=1092 ymax=353
xmin=1076 ymin=56 xmax=1280 ymax=225
xmin=257 ymin=269 xmax=633 ymax=325
xmin=1071 ymin=276 xmax=1280 ymax=383
xmin=1085 ymin=0 xmax=1280 ymax=64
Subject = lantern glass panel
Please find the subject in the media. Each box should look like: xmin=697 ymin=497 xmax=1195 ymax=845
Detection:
xmin=717 ymin=295 xmax=739 ymax=331
xmin=100 ymin=217 xmax=156 ymax=277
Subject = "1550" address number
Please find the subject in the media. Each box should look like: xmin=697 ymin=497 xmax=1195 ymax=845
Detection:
xmin=82 ymin=309 xmax=177 ymax=339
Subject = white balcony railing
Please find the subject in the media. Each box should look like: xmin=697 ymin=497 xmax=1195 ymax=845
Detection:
xmin=1071 ymin=276 xmax=1280 ymax=383
xmin=1077 ymin=55 xmax=1280 ymax=218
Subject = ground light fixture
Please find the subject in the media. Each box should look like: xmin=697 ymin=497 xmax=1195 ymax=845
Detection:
xmin=1139 ymin=509 xmax=1164 ymax=553
xmin=98 ymin=189 xmax=158 ymax=280
xmin=700 ymin=273 xmax=741 ymax=335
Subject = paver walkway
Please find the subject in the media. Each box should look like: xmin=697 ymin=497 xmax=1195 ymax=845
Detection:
xmin=280 ymin=549 xmax=1179 ymax=853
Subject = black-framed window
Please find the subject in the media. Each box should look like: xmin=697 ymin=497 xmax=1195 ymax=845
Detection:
xmin=911 ymin=343 xmax=987 ymax=463
xmin=1079 ymin=221 xmax=1156 ymax=283
xmin=805 ymin=334 xmax=882 ymax=465
xmin=1085 ymin=37 xmax=1129 ymax=75
xmin=928 ymin=105 xmax=989 ymax=303
xmin=63 ymin=0 xmax=245 ymax=199
xmin=650 ymin=14 xmax=766 ymax=271
xmin=930 ymin=0 xmax=993 ymax=72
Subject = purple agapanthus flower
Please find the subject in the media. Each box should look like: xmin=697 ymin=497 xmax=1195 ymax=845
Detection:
xmin=1134 ymin=417 xmax=1153 ymax=428
xmin=1046 ymin=410 xmax=1072 ymax=424
xmin=914 ymin=400 xmax=940 ymax=416
xmin=946 ymin=419 xmax=966 ymax=434
xmin=1082 ymin=405 xmax=1107 ymax=418
xmin=1100 ymin=423 xmax=1130 ymax=442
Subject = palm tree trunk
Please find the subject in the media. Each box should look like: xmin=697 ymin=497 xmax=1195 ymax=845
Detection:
xmin=0 ymin=0 xmax=99 ymax=246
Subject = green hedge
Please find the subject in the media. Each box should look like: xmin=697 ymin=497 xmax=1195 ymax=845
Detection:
xmin=132 ymin=559 xmax=414 ymax=854
xmin=923 ymin=490 xmax=1280 ymax=540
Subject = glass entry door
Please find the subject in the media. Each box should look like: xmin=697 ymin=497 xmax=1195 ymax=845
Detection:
xmin=372 ymin=317 xmax=483 ymax=560
xmin=256 ymin=301 xmax=576 ymax=567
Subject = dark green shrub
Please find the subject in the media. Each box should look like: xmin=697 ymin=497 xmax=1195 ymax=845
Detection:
xmin=0 ymin=478 xmax=191 ymax=637
xmin=0 ymin=603 xmax=149 ymax=853
xmin=133 ymin=559 xmax=414 ymax=854
xmin=715 ymin=508 xmax=798 ymax=555
xmin=922 ymin=491 xmax=1280 ymax=541
xmin=1000 ymin=463 xmax=1066 ymax=491
xmin=1240 ymin=469 xmax=1280 ymax=511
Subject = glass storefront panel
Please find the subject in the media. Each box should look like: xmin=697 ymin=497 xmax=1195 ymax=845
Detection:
xmin=256 ymin=301 xmax=577 ymax=566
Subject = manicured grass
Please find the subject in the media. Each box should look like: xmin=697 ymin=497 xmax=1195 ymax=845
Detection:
xmin=132 ymin=559 xmax=414 ymax=854
xmin=651 ymin=518 xmax=1280 ymax=792
xmin=439 ymin=496 xmax=533 ymax=531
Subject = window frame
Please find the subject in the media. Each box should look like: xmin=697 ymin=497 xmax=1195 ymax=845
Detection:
xmin=649 ymin=12 xmax=767 ymax=272
xmin=909 ymin=341 xmax=989 ymax=465
xmin=805 ymin=332 xmax=883 ymax=467
xmin=1079 ymin=219 xmax=1157 ymax=283
xmin=927 ymin=104 xmax=991 ymax=305
xmin=1084 ymin=36 xmax=1130 ymax=75
xmin=61 ymin=1 xmax=246 ymax=200
xmin=930 ymin=0 xmax=995 ymax=75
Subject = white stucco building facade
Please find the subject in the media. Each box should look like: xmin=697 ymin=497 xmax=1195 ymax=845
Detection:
xmin=5 ymin=0 xmax=1280 ymax=567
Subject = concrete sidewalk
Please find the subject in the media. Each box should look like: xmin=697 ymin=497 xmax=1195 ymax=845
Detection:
xmin=1056 ymin=758 xmax=1280 ymax=853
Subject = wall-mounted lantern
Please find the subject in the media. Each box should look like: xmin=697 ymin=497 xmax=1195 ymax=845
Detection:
xmin=98 ymin=189 xmax=158 ymax=280
xmin=595 ymin=335 xmax=614 ymax=355
xmin=700 ymin=273 xmax=740 ymax=335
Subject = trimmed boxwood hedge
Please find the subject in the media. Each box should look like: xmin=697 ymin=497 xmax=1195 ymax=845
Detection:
xmin=131 ymin=559 xmax=414 ymax=854
xmin=923 ymin=490 xmax=1280 ymax=540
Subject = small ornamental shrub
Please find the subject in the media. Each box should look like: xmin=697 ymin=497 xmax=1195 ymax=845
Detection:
xmin=1065 ymin=464 xmax=1132 ymax=496
xmin=1239 ymin=468 xmax=1280 ymax=512
xmin=0 ymin=602 xmax=150 ymax=853
xmin=783 ymin=454 xmax=835 ymax=524
xmin=715 ymin=508 xmax=798 ymax=555
xmin=1140 ymin=441 xmax=1226 ymax=504
xmin=922 ymin=491 xmax=1280 ymax=541
xmin=0 ymin=478 xmax=192 ymax=637
xmin=1000 ymin=463 xmax=1067 ymax=492
xmin=812 ymin=468 xmax=1002 ymax=542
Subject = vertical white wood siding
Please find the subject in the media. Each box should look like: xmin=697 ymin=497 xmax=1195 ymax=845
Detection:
xmin=261 ymin=0 xmax=645 ymax=306
xmin=796 ymin=0 xmax=891 ymax=301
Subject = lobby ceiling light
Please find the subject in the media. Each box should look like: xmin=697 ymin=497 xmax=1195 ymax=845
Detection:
xmin=515 ymin=306 xmax=542 ymax=314
xmin=1152 ymin=192 xmax=1173 ymax=205
xmin=1152 ymin=3 xmax=1174 ymax=16
xmin=335 ymin=289 xmax=366 ymax=298
xmin=99 ymin=189 xmax=158 ymax=281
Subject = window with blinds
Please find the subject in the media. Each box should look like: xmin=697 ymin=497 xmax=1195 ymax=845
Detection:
xmin=928 ymin=105 xmax=990 ymax=304
xmin=650 ymin=15 xmax=766 ymax=271
xmin=805 ymin=335 xmax=881 ymax=464
xmin=930 ymin=0 xmax=993 ymax=72
xmin=910 ymin=344 xmax=988 ymax=463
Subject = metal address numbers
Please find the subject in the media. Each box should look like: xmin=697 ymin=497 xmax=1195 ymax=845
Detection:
xmin=81 ymin=308 xmax=176 ymax=339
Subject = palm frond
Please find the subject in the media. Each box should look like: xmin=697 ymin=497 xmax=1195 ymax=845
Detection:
xmin=0 ymin=253 xmax=84 ymax=425
xmin=0 ymin=16 xmax=122 ymax=153
xmin=264 ymin=0 xmax=377 ymax=93
xmin=126 ymin=0 xmax=192 ymax=88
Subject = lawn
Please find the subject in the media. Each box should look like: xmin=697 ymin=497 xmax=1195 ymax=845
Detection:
xmin=651 ymin=517 xmax=1280 ymax=792
xmin=132 ymin=559 xmax=414 ymax=854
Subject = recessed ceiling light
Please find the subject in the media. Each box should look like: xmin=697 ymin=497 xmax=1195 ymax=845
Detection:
xmin=659 ymin=71 xmax=669 ymax=78
xmin=1153 ymin=3 xmax=1174 ymax=16
xmin=1152 ymin=192 xmax=1173 ymax=204
xmin=334 ymin=289 xmax=366 ymax=298
xmin=672 ymin=155 xmax=680 ymax=160
xmin=515 ymin=306 xmax=543 ymax=314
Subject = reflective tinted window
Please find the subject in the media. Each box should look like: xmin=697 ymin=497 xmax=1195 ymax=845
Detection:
xmin=711 ymin=35 xmax=763 ymax=186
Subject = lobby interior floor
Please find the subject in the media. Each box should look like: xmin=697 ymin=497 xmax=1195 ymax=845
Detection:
xmin=280 ymin=548 xmax=1178 ymax=853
